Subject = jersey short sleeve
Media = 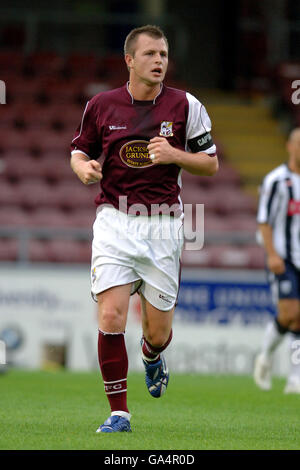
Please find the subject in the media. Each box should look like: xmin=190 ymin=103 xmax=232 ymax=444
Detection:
xmin=257 ymin=174 xmax=280 ymax=225
xmin=70 ymin=99 xmax=102 ymax=159
xmin=185 ymin=92 xmax=216 ymax=155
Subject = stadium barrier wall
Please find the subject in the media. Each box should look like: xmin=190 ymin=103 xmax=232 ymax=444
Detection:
xmin=0 ymin=264 xmax=290 ymax=376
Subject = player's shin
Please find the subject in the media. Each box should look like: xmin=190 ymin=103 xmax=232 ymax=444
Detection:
xmin=141 ymin=329 xmax=173 ymax=363
xmin=98 ymin=329 xmax=130 ymax=415
xmin=261 ymin=317 xmax=288 ymax=360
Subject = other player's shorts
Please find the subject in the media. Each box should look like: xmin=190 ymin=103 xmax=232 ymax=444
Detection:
xmin=268 ymin=260 xmax=300 ymax=302
xmin=91 ymin=206 xmax=184 ymax=311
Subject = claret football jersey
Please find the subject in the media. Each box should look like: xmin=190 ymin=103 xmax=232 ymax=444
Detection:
xmin=71 ymin=82 xmax=216 ymax=215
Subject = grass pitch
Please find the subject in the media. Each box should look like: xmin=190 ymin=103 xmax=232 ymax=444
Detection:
xmin=0 ymin=369 xmax=299 ymax=450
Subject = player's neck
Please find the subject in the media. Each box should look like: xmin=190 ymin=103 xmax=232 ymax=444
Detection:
xmin=289 ymin=156 xmax=300 ymax=175
xmin=128 ymin=79 xmax=162 ymax=101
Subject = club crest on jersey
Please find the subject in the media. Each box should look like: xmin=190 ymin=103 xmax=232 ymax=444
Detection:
xmin=159 ymin=121 xmax=173 ymax=137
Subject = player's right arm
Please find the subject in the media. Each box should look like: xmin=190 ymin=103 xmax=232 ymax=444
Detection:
xmin=71 ymin=152 xmax=102 ymax=185
xmin=257 ymin=172 xmax=285 ymax=274
xmin=70 ymin=98 xmax=102 ymax=184
xmin=258 ymin=223 xmax=285 ymax=274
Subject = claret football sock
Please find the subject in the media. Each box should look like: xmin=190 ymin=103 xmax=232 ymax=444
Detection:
xmin=98 ymin=329 xmax=129 ymax=413
xmin=141 ymin=329 xmax=173 ymax=363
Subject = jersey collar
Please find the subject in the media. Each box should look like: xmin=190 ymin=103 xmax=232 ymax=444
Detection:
xmin=126 ymin=81 xmax=164 ymax=104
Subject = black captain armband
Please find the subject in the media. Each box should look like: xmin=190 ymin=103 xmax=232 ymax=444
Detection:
xmin=188 ymin=132 xmax=214 ymax=153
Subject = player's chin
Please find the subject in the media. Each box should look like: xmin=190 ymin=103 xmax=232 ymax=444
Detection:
xmin=148 ymin=74 xmax=165 ymax=84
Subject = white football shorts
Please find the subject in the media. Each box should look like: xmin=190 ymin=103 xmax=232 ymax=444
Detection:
xmin=91 ymin=206 xmax=184 ymax=311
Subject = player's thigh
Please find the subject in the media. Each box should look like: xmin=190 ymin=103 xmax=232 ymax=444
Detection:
xmin=140 ymin=293 xmax=174 ymax=347
xmin=97 ymin=283 xmax=132 ymax=332
xmin=274 ymin=261 xmax=300 ymax=326
xmin=277 ymin=298 xmax=300 ymax=326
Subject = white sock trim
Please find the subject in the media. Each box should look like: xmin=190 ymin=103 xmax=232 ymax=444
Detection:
xmin=111 ymin=410 xmax=131 ymax=421
xmin=141 ymin=351 xmax=159 ymax=362
xmin=98 ymin=328 xmax=125 ymax=336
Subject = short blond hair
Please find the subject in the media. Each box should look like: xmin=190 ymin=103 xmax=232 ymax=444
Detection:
xmin=124 ymin=25 xmax=168 ymax=57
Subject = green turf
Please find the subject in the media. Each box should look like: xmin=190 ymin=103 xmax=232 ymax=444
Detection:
xmin=0 ymin=369 xmax=299 ymax=450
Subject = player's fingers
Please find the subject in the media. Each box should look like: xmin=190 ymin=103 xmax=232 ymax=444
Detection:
xmin=150 ymin=136 xmax=165 ymax=143
xmin=147 ymin=143 xmax=160 ymax=153
xmin=90 ymin=160 xmax=102 ymax=171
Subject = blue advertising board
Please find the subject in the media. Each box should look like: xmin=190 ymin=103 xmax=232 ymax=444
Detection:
xmin=177 ymin=270 xmax=276 ymax=325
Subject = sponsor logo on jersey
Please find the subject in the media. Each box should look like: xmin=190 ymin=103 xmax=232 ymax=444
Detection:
xmin=119 ymin=140 xmax=154 ymax=168
xmin=288 ymin=199 xmax=300 ymax=215
xmin=159 ymin=121 xmax=173 ymax=137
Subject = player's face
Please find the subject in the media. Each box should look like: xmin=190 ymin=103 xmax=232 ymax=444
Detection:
xmin=288 ymin=132 xmax=300 ymax=164
xmin=127 ymin=34 xmax=168 ymax=86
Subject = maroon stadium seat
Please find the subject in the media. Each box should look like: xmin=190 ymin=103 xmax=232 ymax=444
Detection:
xmin=0 ymin=128 xmax=29 ymax=152
xmin=65 ymin=53 xmax=100 ymax=78
xmin=246 ymin=245 xmax=266 ymax=269
xmin=28 ymin=239 xmax=51 ymax=262
xmin=29 ymin=207 xmax=73 ymax=227
xmin=10 ymin=77 xmax=44 ymax=104
xmin=0 ymin=206 xmax=30 ymax=227
xmin=67 ymin=208 xmax=97 ymax=228
xmin=17 ymin=179 xmax=62 ymax=209
xmin=227 ymin=214 xmax=257 ymax=233
xmin=4 ymin=153 xmax=46 ymax=180
xmin=0 ymin=238 xmax=19 ymax=261
xmin=38 ymin=157 xmax=74 ymax=182
xmin=47 ymin=239 xmax=91 ymax=263
xmin=39 ymin=78 xmax=85 ymax=105
xmin=0 ymin=50 xmax=24 ymax=74
xmin=181 ymin=245 xmax=215 ymax=267
xmin=0 ymin=180 xmax=23 ymax=205
xmin=210 ymin=244 xmax=252 ymax=268
xmin=25 ymin=52 xmax=64 ymax=77
xmin=54 ymin=180 xmax=99 ymax=210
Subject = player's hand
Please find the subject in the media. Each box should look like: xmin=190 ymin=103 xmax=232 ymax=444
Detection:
xmin=76 ymin=159 xmax=103 ymax=185
xmin=267 ymin=253 xmax=285 ymax=274
xmin=147 ymin=137 xmax=177 ymax=165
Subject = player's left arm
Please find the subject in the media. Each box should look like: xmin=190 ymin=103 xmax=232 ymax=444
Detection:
xmin=147 ymin=136 xmax=218 ymax=176
xmin=148 ymin=93 xmax=218 ymax=176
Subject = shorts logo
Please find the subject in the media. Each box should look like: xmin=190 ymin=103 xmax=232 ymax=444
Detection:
xmin=159 ymin=293 xmax=172 ymax=304
xmin=119 ymin=140 xmax=154 ymax=168
xmin=279 ymin=280 xmax=292 ymax=295
xmin=159 ymin=121 xmax=173 ymax=137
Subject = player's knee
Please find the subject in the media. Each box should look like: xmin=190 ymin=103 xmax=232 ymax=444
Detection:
xmin=146 ymin=331 xmax=170 ymax=349
xmin=99 ymin=306 xmax=125 ymax=330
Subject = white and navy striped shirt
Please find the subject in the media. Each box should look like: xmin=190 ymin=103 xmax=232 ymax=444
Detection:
xmin=257 ymin=163 xmax=300 ymax=268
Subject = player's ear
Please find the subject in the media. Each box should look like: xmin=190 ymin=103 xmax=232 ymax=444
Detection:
xmin=125 ymin=53 xmax=133 ymax=70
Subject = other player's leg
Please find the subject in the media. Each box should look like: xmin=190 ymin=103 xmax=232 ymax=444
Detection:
xmin=283 ymin=307 xmax=300 ymax=394
xmin=254 ymin=263 xmax=299 ymax=390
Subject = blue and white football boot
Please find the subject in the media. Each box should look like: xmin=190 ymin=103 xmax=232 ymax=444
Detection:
xmin=142 ymin=354 xmax=169 ymax=398
xmin=96 ymin=414 xmax=132 ymax=433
